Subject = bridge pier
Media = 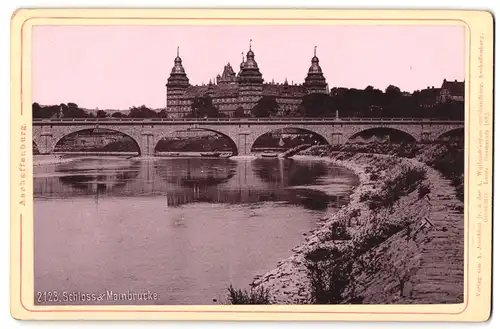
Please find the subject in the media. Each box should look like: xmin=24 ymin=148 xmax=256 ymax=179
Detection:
xmin=330 ymin=132 xmax=343 ymax=146
xmin=420 ymin=132 xmax=430 ymax=143
xmin=35 ymin=132 xmax=54 ymax=154
xmin=140 ymin=131 xmax=155 ymax=157
xmin=236 ymin=132 xmax=254 ymax=156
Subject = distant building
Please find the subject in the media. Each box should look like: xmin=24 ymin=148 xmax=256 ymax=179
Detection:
xmin=438 ymin=79 xmax=465 ymax=103
xmin=165 ymin=43 xmax=329 ymax=118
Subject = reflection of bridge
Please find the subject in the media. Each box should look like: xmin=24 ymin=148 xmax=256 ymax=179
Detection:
xmin=33 ymin=158 xmax=355 ymax=209
xmin=33 ymin=118 xmax=464 ymax=156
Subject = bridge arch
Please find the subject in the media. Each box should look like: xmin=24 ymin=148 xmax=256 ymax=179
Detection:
xmin=37 ymin=127 xmax=143 ymax=155
xmin=33 ymin=141 xmax=40 ymax=155
xmin=153 ymin=128 xmax=239 ymax=156
xmin=250 ymin=127 xmax=330 ymax=153
xmin=345 ymin=127 xmax=418 ymax=144
xmin=436 ymin=127 xmax=464 ymax=142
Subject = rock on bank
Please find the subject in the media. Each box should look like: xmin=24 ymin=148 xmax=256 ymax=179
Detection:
xmin=252 ymin=152 xmax=464 ymax=305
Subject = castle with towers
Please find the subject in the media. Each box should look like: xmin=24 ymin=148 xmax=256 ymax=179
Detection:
xmin=165 ymin=41 xmax=329 ymax=118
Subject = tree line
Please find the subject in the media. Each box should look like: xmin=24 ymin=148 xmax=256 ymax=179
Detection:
xmin=32 ymin=103 xmax=167 ymax=119
xmin=32 ymin=85 xmax=464 ymax=120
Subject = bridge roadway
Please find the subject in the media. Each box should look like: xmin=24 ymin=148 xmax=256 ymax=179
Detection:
xmin=32 ymin=117 xmax=464 ymax=156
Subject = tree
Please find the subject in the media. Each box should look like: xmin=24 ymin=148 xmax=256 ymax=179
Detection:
xmin=38 ymin=103 xmax=63 ymax=118
xmin=158 ymin=109 xmax=169 ymax=118
xmin=433 ymin=101 xmax=464 ymax=120
xmin=96 ymin=110 xmax=108 ymax=118
xmin=32 ymin=102 xmax=50 ymax=118
xmin=300 ymin=93 xmax=335 ymax=117
xmin=251 ymin=96 xmax=278 ymax=118
xmin=385 ymin=85 xmax=401 ymax=94
xmin=294 ymin=104 xmax=307 ymax=117
xmin=233 ymin=106 xmax=246 ymax=118
xmin=383 ymin=85 xmax=403 ymax=117
xmin=62 ymin=103 xmax=88 ymax=118
xmin=129 ymin=105 xmax=158 ymax=118
xmin=361 ymin=87 xmax=385 ymax=117
xmin=112 ymin=111 xmax=126 ymax=118
xmin=189 ymin=96 xmax=219 ymax=118
xmin=366 ymin=105 xmax=383 ymax=117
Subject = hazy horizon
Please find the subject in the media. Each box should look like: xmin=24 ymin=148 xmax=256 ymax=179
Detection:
xmin=32 ymin=25 xmax=465 ymax=110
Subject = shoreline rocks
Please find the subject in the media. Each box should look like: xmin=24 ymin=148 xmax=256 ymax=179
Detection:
xmin=251 ymin=152 xmax=464 ymax=305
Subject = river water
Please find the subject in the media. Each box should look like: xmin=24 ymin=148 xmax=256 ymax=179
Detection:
xmin=33 ymin=156 xmax=358 ymax=305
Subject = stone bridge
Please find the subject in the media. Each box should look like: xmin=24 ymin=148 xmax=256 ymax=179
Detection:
xmin=32 ymin=118 xmax=464 ymax=156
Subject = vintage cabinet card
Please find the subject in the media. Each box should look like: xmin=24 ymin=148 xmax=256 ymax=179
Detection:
xmin=10 ymin=8 xmax=493 ymax=321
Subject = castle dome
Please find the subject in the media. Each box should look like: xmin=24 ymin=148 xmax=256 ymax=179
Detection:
xmin=304 ymin=46 xmax=327 ymax=93
xmin=243 ymin=46 xmax=258 ymax=69
xmin=171 ymin=56 xmax=186 ymax=74
xmin=171 ymin=46 xmax=186 ymax=74
xmin=167 ymin=46 xmax=189 ymax=87
xmin=308 ymin=47 xmax=322 ymax=74
xmin=237 ymin=40 xmax=263 ymax=84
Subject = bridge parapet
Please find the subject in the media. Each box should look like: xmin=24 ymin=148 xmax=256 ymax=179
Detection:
xmin=32 ymin=118 xmax=464 ymax=156
xmin=33 ymin=117 xmax=464 ymax=125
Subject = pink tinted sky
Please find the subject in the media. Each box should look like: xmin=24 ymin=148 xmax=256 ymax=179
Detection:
xmin=32 ymin=25 xmax=465 ymax=110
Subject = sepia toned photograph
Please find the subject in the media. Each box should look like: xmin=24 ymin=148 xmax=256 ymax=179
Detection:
xmin=30 ymin=23 xmax=467 ymax=306
xmin=9 ymin=8 xmax=495 ymax=322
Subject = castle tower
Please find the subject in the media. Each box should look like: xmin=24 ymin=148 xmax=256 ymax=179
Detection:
xmin=237 ymin=40 xmax=264 ymax=109
xmin=166 ymin=47 xmax=190 ymax=117
xmin=304 ymin=46 xmax=328 ymax=94
xmin=238 ymin=40 xmax=264 ymax=85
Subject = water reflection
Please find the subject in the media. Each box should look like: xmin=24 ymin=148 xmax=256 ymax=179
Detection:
xmin=251 ymin=158 xmax=329 ymax=186
xmin=154 ymin=158 xmax=237 ymax=188
xmin=33 ymin=156 xmax=359 ymax=305
xmin=34 ymin=156 xmax=357 ymax=210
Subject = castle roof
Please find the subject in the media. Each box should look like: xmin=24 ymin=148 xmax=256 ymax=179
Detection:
xmin=237 ymin=40 xmax=264 ymax=84
xmin=167 ymin=42 xmax=331 ymax=93
xmin=167 ymin=47 xmax=189 ymax=87
xmin=182 ymin=84 xmax=239 ymax=99
xmin=180 ymin=81 xmax=306 ymax=100
xmin=263 ymin=83 xmax=307 ymax=97
xmin=304 ymin=47 xmax=327 ymax=89
xmin=218 ymin=62 xmax=237 ymax=84
xmin=307 ymin=46 xmax=323 ymax=74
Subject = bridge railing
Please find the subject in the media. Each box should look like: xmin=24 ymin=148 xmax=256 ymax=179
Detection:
xmin=33 ymin=117 xmax=464 ymax=123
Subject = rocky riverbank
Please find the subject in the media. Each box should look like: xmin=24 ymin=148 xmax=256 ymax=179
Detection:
xmin=251 ymin=150 xmax=464 ymax=304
